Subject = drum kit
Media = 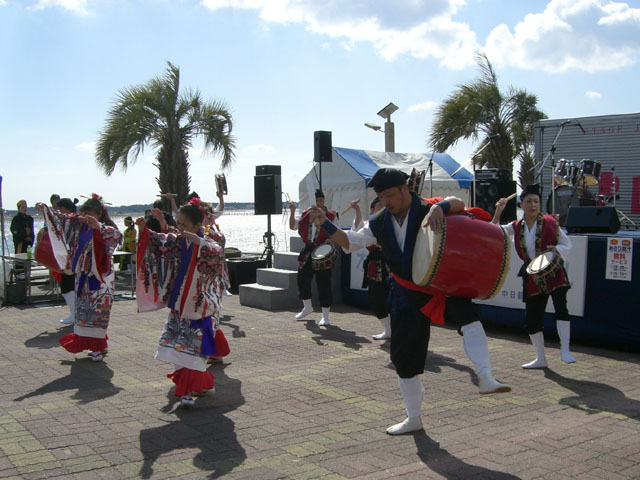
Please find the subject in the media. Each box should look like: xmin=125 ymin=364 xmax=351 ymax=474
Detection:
xmin=549 ymin=158 xmax=600 ymax=225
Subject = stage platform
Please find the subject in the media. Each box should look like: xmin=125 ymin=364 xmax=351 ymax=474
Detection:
xmin=341 ymin=230 xmax=640 ymax=353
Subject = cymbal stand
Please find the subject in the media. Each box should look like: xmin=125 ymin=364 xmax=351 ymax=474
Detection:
xmin=611 ymin=168 xmax=637 ymax=229
xmin=535 ymin=121 xmax=569 ymax=215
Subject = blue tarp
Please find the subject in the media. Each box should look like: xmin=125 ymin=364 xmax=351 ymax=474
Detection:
xmin=333 ymin=147 xmax=473 ymax=189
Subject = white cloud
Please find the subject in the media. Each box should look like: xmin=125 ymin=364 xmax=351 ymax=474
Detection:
xmin=0 ymin=1 xmax=7 ymax=7
xmin=242 ymin=144 xmax=277 ymax=154
xmin=200 ymin=0 xmax=477 ymax=69
xmin=31 ymin=0 xmax=89 ymax=15
xmin=484 ymin=0 xmax=640 ymax=73
xmin=408 ymin=100 xmax=438 ymax=112
xmin=586 ymin=90 xmax=602 ymax=99
xmin=75 ymin=141 xmax=95 ymax=152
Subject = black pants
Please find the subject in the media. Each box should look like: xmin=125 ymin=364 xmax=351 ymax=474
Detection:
xmin=59 ymin=274 xmax=75 ymax=295
xmin=524 ymin=287 xmax=569 ymax=335
xmin=297 ymin=259 xmax=332 ymax=308
xmin=368 ymin=279 xmax=389 ymax=319
xmin=390 ymin=295 xmax=431 ymax=379
xmin=444 ymin=297 xmax=482 ymax=335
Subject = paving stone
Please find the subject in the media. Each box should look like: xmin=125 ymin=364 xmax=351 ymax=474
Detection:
xmin=0 ymin=295 xmax=638 ymax=479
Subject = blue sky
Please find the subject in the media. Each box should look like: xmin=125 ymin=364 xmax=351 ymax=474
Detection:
xmin=1 ymin=0 xmax=639 ymax=207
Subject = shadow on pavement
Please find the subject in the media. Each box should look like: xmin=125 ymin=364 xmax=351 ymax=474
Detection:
xmin=23 ymin=326 xmax=72 ymax=349
xmin=544 ymin=368 xmax=640 ymax=420
xmin=139 ymin=362 xmax=246 ymax=479
xmin=303 ymin=320 xmax=372 ymax=350
xmin=425 ymin=351 xmax=478 ymax=386
xmin=219 ymin=314 xmax=246 ymax=338
xmin=14 ymin=359 xmax=123 ymax=403
xmin=414 ymin=431 xmax=521 ymax=479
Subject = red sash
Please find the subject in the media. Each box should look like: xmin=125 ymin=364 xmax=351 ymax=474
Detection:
xmin=391 ymin=273 xmax=445 ymax=325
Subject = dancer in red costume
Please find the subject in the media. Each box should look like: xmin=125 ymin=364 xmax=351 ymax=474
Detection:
xmin=37 ymin=195 xmax=121 ymax=362
xmin=493 ymin=184 xmax=575 ymax=368
xmin=136 ymin=203 xmax=225 ymax=406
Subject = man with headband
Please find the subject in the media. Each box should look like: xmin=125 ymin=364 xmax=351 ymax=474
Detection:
xmin=310 ymin=168 xmax=510 ymax=435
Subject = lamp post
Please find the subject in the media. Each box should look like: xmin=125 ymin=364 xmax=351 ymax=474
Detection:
xmin=365 ymin=102 xmax=398 ymax=152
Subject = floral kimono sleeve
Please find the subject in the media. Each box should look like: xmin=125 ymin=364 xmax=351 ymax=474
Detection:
xmin=136 ymin=228 xmax=181 ymax=312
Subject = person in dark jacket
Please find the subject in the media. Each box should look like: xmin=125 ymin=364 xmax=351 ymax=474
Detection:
xmin=10 ymin=200 xmax=34 ymax=254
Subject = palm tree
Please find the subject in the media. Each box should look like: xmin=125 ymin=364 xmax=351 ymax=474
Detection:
xmin=429 ymin=53 xmax=546 ymax=185
xmin=95 ymin=62 xmax=235 ymax=204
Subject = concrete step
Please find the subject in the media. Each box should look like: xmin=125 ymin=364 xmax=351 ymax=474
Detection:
xmin=274 ymin=252 xmax=299 ymax=271
xmin=256 ymin=268 xmax=297 ymax=289
xmin=239 ymin=283 xmax=300 ymax=310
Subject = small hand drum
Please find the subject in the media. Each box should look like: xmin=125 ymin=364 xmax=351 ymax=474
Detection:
xmin=311 ymin=244 xmax=337 ymax=270
xmin=526 ymin=250 xmax=563 ymax=283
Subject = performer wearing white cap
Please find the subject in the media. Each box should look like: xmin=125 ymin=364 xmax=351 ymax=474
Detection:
xmin=493 ymin=184 xmax=575 ymax=368
xmin=312 ymin=168 xmax=510 ymax=435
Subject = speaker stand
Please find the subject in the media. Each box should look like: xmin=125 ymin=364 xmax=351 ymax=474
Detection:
xmin=260 ymin=214 xmax=275 ymax=268
xmin=617 ymin=209 xmax=638 ymax=230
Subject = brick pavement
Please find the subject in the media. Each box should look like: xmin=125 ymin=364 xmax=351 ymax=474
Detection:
xmin=0 ymin=295 xmax=639 ymax=479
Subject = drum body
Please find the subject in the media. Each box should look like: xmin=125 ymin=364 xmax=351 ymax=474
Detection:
xmin=311 ymin=244 xmax=337 ymax=270
xmin=578 ymin=159 xmax=601 ymax=186
xmin=554 ymin=159 xmax=577 ymax=186
xmin=547 ymin=185 xmax=596 ymax=225
xmin=526 ymin=250 xmax=563 ymax=284
xmin=411 ymin=215 xmax=511 ymax=299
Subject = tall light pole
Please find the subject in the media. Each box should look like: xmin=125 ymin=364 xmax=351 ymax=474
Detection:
xmin=378 ymin=102 xmax=398 ymax=152
xmin=364 ymin=102 xmax=398 ymax=152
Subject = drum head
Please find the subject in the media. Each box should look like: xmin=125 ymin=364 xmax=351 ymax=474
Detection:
xmin=526 ymin=251 xmax=554 ymax=275
xmin=312 ymin=244 xmax=333 ymax=259
xmin=411 ymin=218 xmax=440 ymax=286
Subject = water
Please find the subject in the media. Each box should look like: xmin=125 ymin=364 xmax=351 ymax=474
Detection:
xmin=1 ymin=210 xmax=293 ymax=257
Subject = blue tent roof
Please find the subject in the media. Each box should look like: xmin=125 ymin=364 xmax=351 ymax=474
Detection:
xmin=333 ymin=147 xmax=472 ymax=188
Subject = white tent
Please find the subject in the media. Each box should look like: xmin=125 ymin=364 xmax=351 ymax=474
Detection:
xmin=298 ymin=147 xmax=473 ymax=227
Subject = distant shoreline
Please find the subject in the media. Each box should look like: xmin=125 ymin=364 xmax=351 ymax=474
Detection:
xmin=2 ymin=202 xmax=296 ymax=216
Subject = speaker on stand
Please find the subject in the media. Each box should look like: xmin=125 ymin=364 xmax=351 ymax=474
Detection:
xmin=314 ymin=131 xmax=332 ymax=193
xmin=254 ymin=165 xmax=282 ymax=267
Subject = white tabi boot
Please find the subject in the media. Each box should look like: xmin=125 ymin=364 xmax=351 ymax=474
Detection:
xmin=556 ymin=320 xmax=576 ymax=363
xmin=295 ymin=298 xmax=313 ymax=320
xmin=318 ymin=307 xmax=330 ymax=326
xmin=461 ymin=321 xmax=511 ymax=394
xmin=523 ymin=331 xmax=547 ymax=368
xmin=59 ymin=291 xmax=75 ymax=325
xmin=372 ymin=316 xmax=391 ymax=340
xmin=386 ymin=375 xmax=424 ymax=435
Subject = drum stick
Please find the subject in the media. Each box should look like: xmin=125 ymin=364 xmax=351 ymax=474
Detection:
xmin=340 ymin=199 xmax=360 ymax=216
xmin=496 ymin=192 xmax=518 ymax=206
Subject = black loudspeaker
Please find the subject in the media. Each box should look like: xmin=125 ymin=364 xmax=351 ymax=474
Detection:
xmin=254 ymin=175 xmax=282 ymax=215
xmin=314 ymin=131 xmax=332 ymax=162
xmin=256 ymin=165 xmax=281 ymax=176
xmin=473 ymin=179 xmax=517 ymax=223
xmin=565 ymin=206 xmax=620 ymax=234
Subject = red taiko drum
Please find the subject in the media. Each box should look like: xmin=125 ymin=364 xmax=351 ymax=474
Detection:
xmin=412 ymin=215 xmax=511 ymax=299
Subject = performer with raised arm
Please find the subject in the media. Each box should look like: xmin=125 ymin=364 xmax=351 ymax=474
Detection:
xmin=493 ymin=184 xmax=575 ymax=368
xmin=37 ymin=195 xmax=122 ymax=361
xmin=312 ymin=168 xmax=510 ymax=435
xmin=288 ymin=189 xmax=338 ymax=326
xmin=136 ymin=203 xmax=226 ymax=406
